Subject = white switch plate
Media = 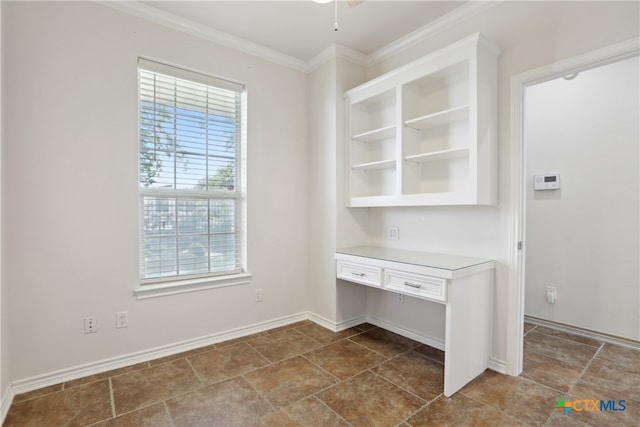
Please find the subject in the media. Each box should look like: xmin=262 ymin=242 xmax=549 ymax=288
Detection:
xmin=546 ymin=286 xmax=557 ymax=304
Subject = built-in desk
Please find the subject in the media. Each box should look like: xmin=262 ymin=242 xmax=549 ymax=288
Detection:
xmin=335 ymin=246 xmax=495 ymax=396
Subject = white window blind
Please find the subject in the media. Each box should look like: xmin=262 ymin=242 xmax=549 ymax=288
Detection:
xmin=138 ymin=59 xmax=245 ymax=283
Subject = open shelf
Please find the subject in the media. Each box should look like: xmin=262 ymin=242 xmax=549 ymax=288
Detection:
xmin=352 ymin=125 xmax=396 ymax=142
xmin=352 ymin=159 xmax=396 ymax=171
xmin=404 ymin=105 xmax=469 ymax=131
xmin=349 ymin=88 xmax=396 ymax=138
xmin=344 ymin=33 xmax=499 ymax=206
xmin=404 ymin=147 xmax=469 ymax=163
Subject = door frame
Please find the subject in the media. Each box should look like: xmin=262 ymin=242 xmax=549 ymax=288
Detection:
xmin=506 ymin=37 xmax=639 ymax=376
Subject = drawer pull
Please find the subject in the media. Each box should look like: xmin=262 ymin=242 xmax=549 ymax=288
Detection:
xmin=352 ymin=272 xmax=365 ymax=277
xmin=404 ymin=281 xmax=422 ymax=289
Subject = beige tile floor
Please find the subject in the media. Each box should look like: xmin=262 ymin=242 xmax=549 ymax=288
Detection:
xmin=4 ymin=321 xmax=639 ymax=426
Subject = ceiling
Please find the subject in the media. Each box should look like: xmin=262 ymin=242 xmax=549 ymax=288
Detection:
xmin=139 ymin=1 xmax=467 ymax=62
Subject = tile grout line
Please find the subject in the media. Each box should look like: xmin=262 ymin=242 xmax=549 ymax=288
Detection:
xmin=344 ymin=335 xmax=396 ymax=359
xmin=241 ymin=329 xmax=439 ymax=426
xmin=458 ymin=386 xmax=541 ymax=427
xmin=242 ymin=330 xmax=320 ymax=365
xmin=461 ymin=367 xmax=569 ymax=427
xmin=264 ymin=373 xmax=355 ymax=427
xmin=299 ymin=353 xmax=345 ymax=383
xmin=530 ymin=327 xmax=603 ymax=350
xmin=239 ymin=336 xmax=361 ymax=426
xmin=565 ymin=341 xmax=606 ymax=397
xmin=162 ymin=401 xmax=177 ymax=427
xmin=299 ymin=342 xmax=438 ymax=426
xmin=535 ymin=330 xmax=606 ymax=427
xmin=266 ymin=362 xmax=354 ymax=426
xmin=367 ymin=368 xmax=436 ymax=425
xmin=312 ymin=396 xmax=354 ymax=427
xmin=102 ymin=398 xmax=187 ymax=424
xmin=183 ymin=355 xmax=207 ymax=386
xmin=107 ymin=361 xmax=214 ymax=419
xmin=523 ymin=320 xmax=604 ymax=402
xmin=238 ymin=372 xmax=279 ymax=415
xmin=523 ymin=334 xmax=604 ymax=372
xmin=523 ymin=324 xmax=537 ymax=337
xmin=247 ymin=329 xmax=389 ymax=427
xmin=108 ymin=377 xmax=116 ymax=419
xmin=237 ymin=326 xmax=346 ymax=419
xmin=371 ymin=342 xmax=445 ymax=418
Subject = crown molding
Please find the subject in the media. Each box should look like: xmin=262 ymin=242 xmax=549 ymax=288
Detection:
xmin=366 ymin=0 xmax=503 ymax=67
xmin=307 ymin=43 xmax=368 ymax=73
xmin=98 ymin=0 xmax=309 ymax=73
xmin=98 ymin=0 xmax=502 ymax=74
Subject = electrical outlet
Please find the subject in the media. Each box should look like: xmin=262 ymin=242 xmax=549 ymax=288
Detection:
xmin=84 ymin=316 xmax=97 ymax=334
xmin=546 ymin=286 xmax=557 ymax=304
xmin=387 ymin=226 xmax=399 ymax=241
xmin=255 ymin=288 xmax=263 ymax=302
xmin=396 ymin=293 xmax=404 ymax=304
xmin=116 ymin=311 xmax=128 ymax=328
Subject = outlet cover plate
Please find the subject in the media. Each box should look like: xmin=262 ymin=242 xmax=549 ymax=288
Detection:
xmin=116 ymin=312 xmax=128 ymax=328
xmin=84 ymin=316 xmax=97 ymax=334
xmin=387 ymin=226 xmax=399 ymax=241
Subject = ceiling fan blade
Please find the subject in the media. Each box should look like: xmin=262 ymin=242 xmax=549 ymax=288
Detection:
xmin=347 ymin=0 xmax=365 ymax=7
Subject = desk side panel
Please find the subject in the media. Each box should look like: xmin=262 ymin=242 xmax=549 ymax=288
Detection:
xmin=444 ymin=269 xmax=494 ymax=396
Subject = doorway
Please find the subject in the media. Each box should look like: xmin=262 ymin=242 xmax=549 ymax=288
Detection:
xmin=507 ymin=38 xmax=640 ymax=376
xmin=523 ymin=56 xmax=639 ymax=340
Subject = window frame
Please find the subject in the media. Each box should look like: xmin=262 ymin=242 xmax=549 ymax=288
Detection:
xmin=135 ymin=58 xmax=250 ymax=298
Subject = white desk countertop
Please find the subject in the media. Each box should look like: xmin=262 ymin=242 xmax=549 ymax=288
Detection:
xmin=336 ymin=246 xmax=494 ymax=271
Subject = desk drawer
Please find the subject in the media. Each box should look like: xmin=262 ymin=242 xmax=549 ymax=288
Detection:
xmin=336 ymin=261 xmax=382 ymax=287
xmin=385 ymin=269 xmax=447 ymax=303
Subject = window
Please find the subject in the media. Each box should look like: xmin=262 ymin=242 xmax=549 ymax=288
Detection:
xmin=138 ymin=59 xmax=246 ymax=287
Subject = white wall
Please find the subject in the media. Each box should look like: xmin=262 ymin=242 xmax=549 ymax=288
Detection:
xmin=339 ymin=1 xmax=639 ymax=363
xmin=308 ymin=58 xmax=339 ymax=324
xmin=3 ymin=1 xmax=309 ymax=382
xmin=524 ymin=56 xmax=639 ymax=340
xmin=335 ymin=57 xmax=371 ymax=325
xmin=0 ymin=0 xmax=6 ymax=400
xmin=308 ymin=54 xmax=370 ymax=328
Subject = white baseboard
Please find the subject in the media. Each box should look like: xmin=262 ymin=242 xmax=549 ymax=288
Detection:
xmin=488 ymin=356 xmax=507 ymax=374
xmin=308 ymin=312 xmax=445 ymax=348
xmin=1 ymin=384 xmax=15 ymax=425
xmin=336 ymin=315 xmax=368 ymax=332
xmin=366 ymin=315 xmax=445 ymax=351
xmin=11 ymin=312 xmax=309 ymax=396
xmin=306 ymin=312 xmax=338 ymax=332
xmin=525 ymin=315 xmax=640 ymax=349
xmin=366 ymin=315 xmax=507 ymax=375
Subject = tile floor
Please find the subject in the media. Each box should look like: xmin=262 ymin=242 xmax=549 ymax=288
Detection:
xmin=4 ymin=321 xmax=639 ymax=426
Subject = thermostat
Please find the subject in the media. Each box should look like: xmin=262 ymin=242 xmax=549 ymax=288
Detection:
xmin=534 ymin=174 xmax=560 ymax=190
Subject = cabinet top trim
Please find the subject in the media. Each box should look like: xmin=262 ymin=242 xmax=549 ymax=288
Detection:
xmin=345 ymin=33 xmax=500 ymax=101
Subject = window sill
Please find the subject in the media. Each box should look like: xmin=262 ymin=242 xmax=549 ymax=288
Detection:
xmin=134 ymin=272 xmax=252 ymax=300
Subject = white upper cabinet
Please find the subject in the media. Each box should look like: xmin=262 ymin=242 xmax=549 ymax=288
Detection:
xmin=345 ymin=33 xmax=500 ymax=207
